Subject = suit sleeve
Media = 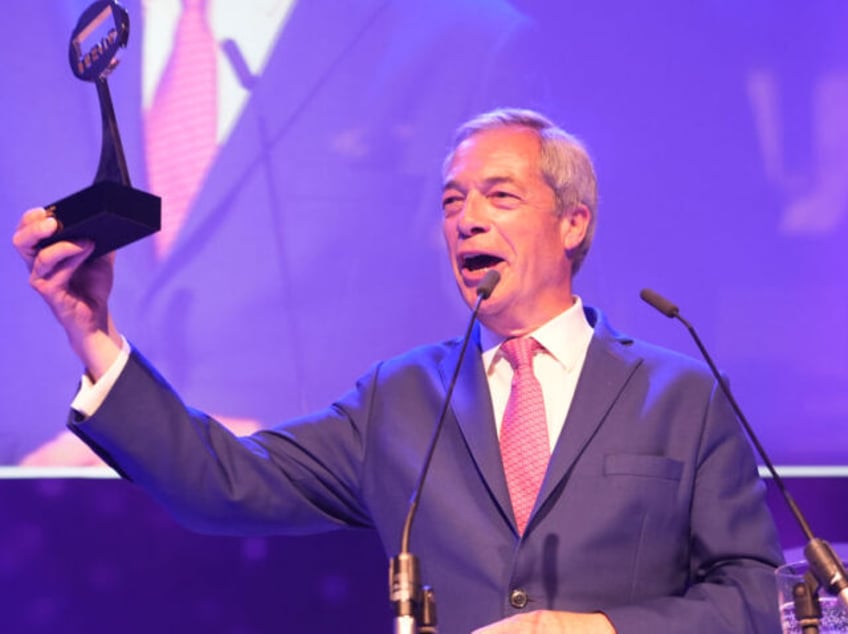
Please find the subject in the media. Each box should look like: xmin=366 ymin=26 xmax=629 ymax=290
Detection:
xmin=602 ymin=378 xmax=784 ymax=634
xmin=70 ymin=348 xmax=376 ymax=536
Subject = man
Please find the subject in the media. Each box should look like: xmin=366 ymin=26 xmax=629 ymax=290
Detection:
xmin=13 ymin=109 xmax=783 ymax=633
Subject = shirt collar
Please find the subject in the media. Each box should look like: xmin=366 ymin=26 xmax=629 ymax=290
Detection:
xmin=480 ymin=297 xmax=594 ymax=374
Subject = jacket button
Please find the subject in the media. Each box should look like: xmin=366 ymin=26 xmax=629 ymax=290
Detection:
xmin=509 ymin=588 xmax=528 ymax=609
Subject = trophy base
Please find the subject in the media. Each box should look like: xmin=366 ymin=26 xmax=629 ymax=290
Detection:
xmin=38 ymin=181 xmax=161 ymax=259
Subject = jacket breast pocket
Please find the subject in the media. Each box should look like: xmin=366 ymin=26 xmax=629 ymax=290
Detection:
xmin=603 ymin=454 xmax=684 ymax=481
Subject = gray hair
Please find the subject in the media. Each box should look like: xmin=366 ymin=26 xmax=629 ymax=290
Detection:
xmin=443 ymin=108 xmax=598 ymax=275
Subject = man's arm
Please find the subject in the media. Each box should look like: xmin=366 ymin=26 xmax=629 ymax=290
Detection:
xmin=65 ymin=346 xmax=373 ymax=533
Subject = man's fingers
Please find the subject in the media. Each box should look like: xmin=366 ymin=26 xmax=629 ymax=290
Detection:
xmin=30 ymin=240 xmax=94 ymax=284
xmin=12 ymin=207 xmax=59 ymax=263
xmin=16 ymin=206 xmax=50 ymax=230
xmin=29 ymin=242 xmax=96 ymax=311
xmin=474 ymin=611 xmax=615 ymax=634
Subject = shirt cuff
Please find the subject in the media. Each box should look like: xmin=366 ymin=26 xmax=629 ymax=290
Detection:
xmin=70 ymin=336 xmax=131 ymax=419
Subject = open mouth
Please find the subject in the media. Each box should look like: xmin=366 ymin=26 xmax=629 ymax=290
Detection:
xmin=462 ymin=254 xmax=504 ymax=272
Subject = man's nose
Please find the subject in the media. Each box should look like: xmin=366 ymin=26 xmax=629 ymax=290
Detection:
xmin=457 ymin=192 xmax=490 ymax=236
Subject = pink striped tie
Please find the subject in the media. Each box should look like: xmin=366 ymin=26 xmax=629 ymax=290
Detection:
xmin=499 ymin=337 xmax=550 ymax=536
xmin=145 ymin=0 xmax=218 ymax=259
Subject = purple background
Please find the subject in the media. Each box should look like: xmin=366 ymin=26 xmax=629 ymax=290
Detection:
xmin=0 ymin=1 xmax=847 ymax=631
xmin=2 ymin=1 xmax=846 ymax=466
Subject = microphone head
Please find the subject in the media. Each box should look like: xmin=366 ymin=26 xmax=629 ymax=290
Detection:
xmin=640 ymin=288 xmax=679 ymax=318
xmin=477 ymin=270 xmax=501 ymax=299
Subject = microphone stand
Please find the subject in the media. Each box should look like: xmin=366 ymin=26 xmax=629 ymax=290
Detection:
xmin=389 ymin=270 xmax=500 ymax=634
xmin=640 ymin=288 xmax=848 ymax=634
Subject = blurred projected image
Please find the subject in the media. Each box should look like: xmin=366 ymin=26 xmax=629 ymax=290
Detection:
xmin=2 ymin=3 xmax=846 ymax=469
xmin=3 ymin=0 xmax=548 ymax=468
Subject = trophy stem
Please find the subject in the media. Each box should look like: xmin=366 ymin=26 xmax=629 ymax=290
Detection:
xmin=38 ymin=0 xmax=161 ymax=259
xmin=94 ymin=77 xmax=131 ymax=187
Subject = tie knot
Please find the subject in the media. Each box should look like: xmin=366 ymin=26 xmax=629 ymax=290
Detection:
xmin=500 ymin=337 xmax=542 ymax=370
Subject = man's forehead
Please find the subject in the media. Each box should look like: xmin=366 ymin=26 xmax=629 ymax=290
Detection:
xmin=443 ymin=127 xmax=542 ymax=188
xmin=442 ymin=174 xmax=522 ymax=192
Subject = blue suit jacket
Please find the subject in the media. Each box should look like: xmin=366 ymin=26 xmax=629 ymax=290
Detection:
xmin=73 ymin=307 xmax=783 ymax=633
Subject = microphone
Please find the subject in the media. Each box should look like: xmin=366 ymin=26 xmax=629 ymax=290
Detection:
xmin=639 ymin=288 xmax=678 ymax=318
xmin=390 ymin=270 xmax=500 ymax=634
xmin=640 ymin=288 xmax=848 ymax=614
xmin=477 ymin=270 xmax=500 ymax=300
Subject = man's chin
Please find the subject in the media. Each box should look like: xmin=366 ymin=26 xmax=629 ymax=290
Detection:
xmin=458 ymin=285 xmax=501 ymax=312
xmin=474 ymin=296 xmax=510 ymax=329
xmin=457 ymin=268 xmax=505 ymax=302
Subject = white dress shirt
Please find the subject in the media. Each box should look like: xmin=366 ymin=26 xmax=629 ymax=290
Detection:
xmin=480 ymin=297 xmax=594 ymax=453
xmin=72 ymin=338 xmax=132 ymax=418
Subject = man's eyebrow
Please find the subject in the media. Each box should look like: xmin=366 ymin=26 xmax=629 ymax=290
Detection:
xmin=442 ymin=179 xmax=462 ymax=193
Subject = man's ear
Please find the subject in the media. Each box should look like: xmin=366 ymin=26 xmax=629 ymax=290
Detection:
xmin=560 ymin=204 xmax=591 ymax=253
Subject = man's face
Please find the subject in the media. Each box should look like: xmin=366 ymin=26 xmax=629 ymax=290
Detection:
xmin=442 ymin=126 xmax=588 ymax=336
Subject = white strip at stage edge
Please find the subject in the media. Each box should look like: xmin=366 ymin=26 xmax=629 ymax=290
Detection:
xmin=1 ymin=465 xmax=847 ymax=479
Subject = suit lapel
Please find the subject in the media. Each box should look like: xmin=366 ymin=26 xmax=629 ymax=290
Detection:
xmin=444 ymin=310 xmax=644 ymax=536
xmin=440 ymin=327 xmax=514 ymax=525
xmin=531 ymin=309 xmax=642 ymax=529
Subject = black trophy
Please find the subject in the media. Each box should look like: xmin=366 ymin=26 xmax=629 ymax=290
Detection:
xmin=37 ymin=0 xmax=160 ymax=259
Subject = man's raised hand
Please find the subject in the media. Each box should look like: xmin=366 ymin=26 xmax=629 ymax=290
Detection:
xmin=13 ymin=207 xmax=122 ymax=380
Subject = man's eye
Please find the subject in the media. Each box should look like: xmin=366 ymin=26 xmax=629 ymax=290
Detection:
xmin=442 ymin=196 xmax=463 ymax=213
xmin=490 ymin=191 xmax=519 ymax=204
